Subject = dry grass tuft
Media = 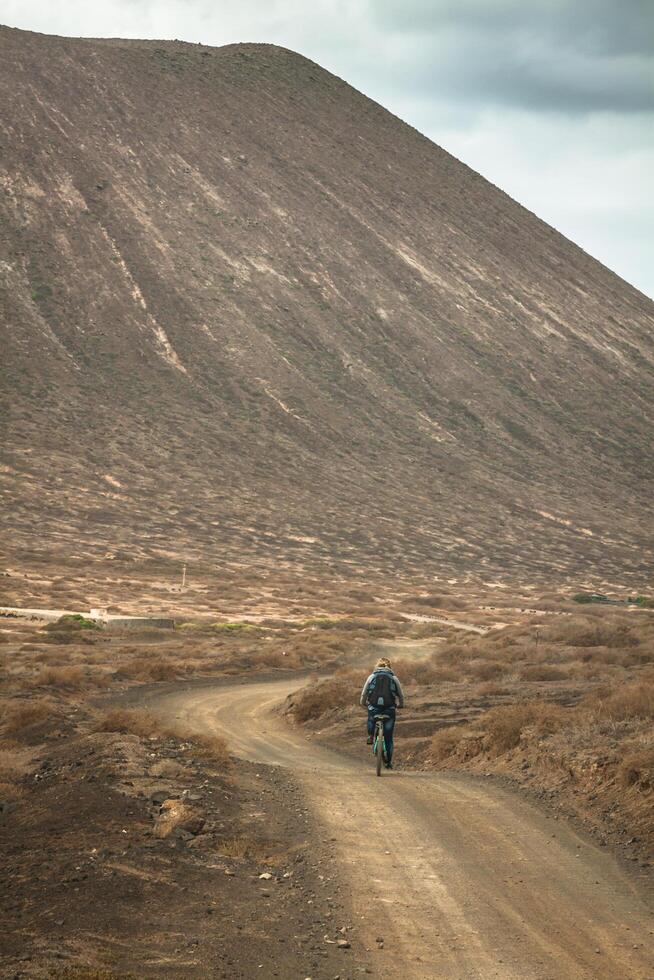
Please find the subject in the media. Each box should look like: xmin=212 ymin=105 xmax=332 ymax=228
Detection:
xmin=431 ymin=726 xmax=466 ymax=762
xmin=3 ymin=698 xmax=57 ymax=734
xmin=0 ymin=736 xmax=32 ymax=786
xmin=94 ymin=708 xmax=230 ymax=765
xmin=186 ymin=732 xmax=229 ymax=764
xmin=467 ymin=660 xmax=505 ymax=681
xmin=540 ymin=617 xmax=640 ymax=649
xmin=619 ymin=747 xmax=654 ymax=791
xmin=51 ymin=968 xmax=140 ymax=980
xmin=215 ymin=836 xmax=251 ymax=858
xmin=118 ymin=657 xmax=184 ymax=682
xmin=583 ymin=682 xmax=654 ymax=723
xmin=32 ymin=666 xmax=86 ymax=689
xmin=289 ymin=673 xmax=359 ymax=723
xmin=519 ymin=664 xmax=569 ymax=682
xmin=95 ymin=707 xmax=160 ymax=737
xmin=214 ymin=834 xmax=276 ymax=864
xmin=390 ymin=658 xmax=459 ymax=685
xmin=0 ymin=778 xmax=25 ymax=800
xmin=482 ymin=702 xmax=567 ymax=753
xmin=431 ymin=701 xmax=569 ymax=763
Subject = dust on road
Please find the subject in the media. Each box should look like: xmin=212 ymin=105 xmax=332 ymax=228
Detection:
xmin=151 ymin=678 xmax=654 ymax=979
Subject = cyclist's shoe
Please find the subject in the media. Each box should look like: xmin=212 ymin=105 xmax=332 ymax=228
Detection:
xmin=366 ymin=735 xmax=373 ymax=745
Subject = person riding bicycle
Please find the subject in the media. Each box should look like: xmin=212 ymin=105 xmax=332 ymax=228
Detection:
xmin=360 ymin=657 xmax=404 ymax=769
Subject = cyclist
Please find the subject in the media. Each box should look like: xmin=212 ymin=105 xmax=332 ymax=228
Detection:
xmin=360 ymin=657 xmax=404 ymax=769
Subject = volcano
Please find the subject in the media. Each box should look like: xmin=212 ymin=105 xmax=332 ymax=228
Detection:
xmin=1 ymin=25 xmax=653 ymax=586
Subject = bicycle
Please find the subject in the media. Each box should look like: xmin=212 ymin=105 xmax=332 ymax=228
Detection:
xmin=372 ymin=713 xmax=390 ymax=776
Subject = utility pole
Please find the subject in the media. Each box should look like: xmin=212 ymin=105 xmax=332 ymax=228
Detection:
xmin=181 ymin=563 xmax=187 ymax=588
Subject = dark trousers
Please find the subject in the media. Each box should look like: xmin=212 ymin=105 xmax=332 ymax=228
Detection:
xmin=367 ymin=705 xmax=396 ymax=761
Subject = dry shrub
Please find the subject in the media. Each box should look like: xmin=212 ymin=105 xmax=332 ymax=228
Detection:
xmin=32 ymin=666 xmax=86 ymax=689
xmin=94 ymin=708 xmax=229 ymax=764
xmin=119 ymin=657 xmax=183 ymax=682
xmin=440 ymin=637 xmax=495 ymax=666
xmin=621 ymin=648 xmax=654 ymax=667
xmin=575 ymin=661 xmax=612 ymax=682
xmin=51 ymin=968 xmax=140 ymax=980
xmin=467 ymin=660 xmax=505 ymax=681
xmin=410 ymin=594 xmax=449 ymax=608
xmin=409 ymin=593 xmax=466 ymax=610
xmin=342 ymin=603 xmax=392 ymax=618
xmin=188 ymin=732 xmax=229 ymax=765
xmin=307 ymin=617 xmax=392 ymax=634
xmin=216 ymin=836 xmax=251 ymax=858
xmin=89 ymin=670 xmax=111 ymax=689
xmin=519 ymin=664 xmax=568 ymax=681
xmin=290 ymin=676 xmax=355 ymax=723
xmin=584 ymin=682 xmax=654 ymax=723
xmin=0 ymin=779 xmax=25 ymax=800
xmin=476 ymin=681 xmax=510 ymax=696
xmin=0 ymin=744 xmax=23 ymax=776
xmin=3 ymin=698 xmax=56 ymax=733
xmin=95 ymin=707 xmax=159 ymax=737
xmin=483 ymin=702 xmax=567 ymax=753
xmin=391 ymin=658 xmax=458 ymax=685
xmin=619 ymin=747 xmax=654 ymax=791
xmin=30 ymin=649 xmax=72 ymax=665
xmin=41 ymin=631 xmax=94 ymax=646
xmin=542 ymin=618 xmax=639 ymax=649
xmin=255 ymin=648 xmax=302 ymax=669
xmin=431 ymin=726 xmax=465 ymax=761
xmin=577 ymin=647 xmax=627 ymax=666
xmin=0 ymin=738 xmax=22 ymax=753
xmin=346 ymin=588 xmax=377 ymax=603
xmin=214 ymin=835 xmax=273 ymax=863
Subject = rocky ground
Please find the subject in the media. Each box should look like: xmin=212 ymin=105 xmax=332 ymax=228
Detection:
xmin=1 ymin=687 xmax=363 ymax=978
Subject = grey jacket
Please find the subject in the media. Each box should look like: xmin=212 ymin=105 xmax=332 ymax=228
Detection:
xmin=360 ymin=668 xmax=405 ymax=708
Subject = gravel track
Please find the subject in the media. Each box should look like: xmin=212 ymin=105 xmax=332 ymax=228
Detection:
xmin=151 ymin=678 xmax=654 ymax=979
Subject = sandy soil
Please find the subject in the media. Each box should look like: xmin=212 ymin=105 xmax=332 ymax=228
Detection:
xmin=150 ymin=678 xmax=654 ymax=979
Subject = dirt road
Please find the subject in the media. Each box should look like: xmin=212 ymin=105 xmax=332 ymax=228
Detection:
xmin=152 ymin=679 xmax=654 ymax=979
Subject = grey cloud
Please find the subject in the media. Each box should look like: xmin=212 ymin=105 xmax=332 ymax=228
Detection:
xmin=374 ymin=0 xmax=654 ymax=57
xmin=370 ymin=0 xmax=654 ymax=113
xmin=394 ymin=43 xmax=654 ymax=114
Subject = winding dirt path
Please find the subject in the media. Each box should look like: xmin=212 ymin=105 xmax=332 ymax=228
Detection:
xmin=151 ymin=679 xmax=654 ymax=979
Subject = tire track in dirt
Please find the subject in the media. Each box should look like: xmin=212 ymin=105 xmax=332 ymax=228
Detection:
xmin=150 ymin=679 xmax=654 ymax=979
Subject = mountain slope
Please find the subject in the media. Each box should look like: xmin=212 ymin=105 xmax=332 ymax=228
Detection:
xmin=1 ymin=25 xmax=653 ymax=585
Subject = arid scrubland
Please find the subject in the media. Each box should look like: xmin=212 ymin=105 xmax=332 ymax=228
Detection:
xmin=2 ymin=594 xmax=653 ymax=973
xmin=287 ymin=606 xmax=654 ymax=860
xmin=0 ymin=609 xmax=401 ymax=807
xmin=1 ymin=610 xmax=392 ymax=978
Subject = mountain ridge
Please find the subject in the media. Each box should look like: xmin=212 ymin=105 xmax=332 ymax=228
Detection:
xmin=1 ymin=25 xmax=653 ymax=586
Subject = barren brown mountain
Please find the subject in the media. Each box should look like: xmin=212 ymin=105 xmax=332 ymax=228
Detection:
xmin=2 ymin=25 xmax=653 ymax=587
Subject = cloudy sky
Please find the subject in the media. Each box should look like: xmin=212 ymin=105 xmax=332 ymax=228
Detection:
xmin=3 ymin=0 xmax=653 ymax=297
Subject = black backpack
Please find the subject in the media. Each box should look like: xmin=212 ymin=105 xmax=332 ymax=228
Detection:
xmin=367 ymin=671 xmax=395 ymax=708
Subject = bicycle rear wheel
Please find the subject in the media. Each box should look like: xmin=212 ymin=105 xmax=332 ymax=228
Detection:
xmin=375 ymin=722 xmax=384 ymax=776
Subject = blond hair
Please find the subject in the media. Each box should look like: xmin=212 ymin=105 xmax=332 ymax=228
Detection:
xmin=376 ymin=657 xmax=392 ymax=670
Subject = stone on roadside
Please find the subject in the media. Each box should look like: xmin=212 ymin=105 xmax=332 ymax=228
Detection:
xmin=153 ymin=799 xmax=205 ymax=839
xmin=150 ymin=789 xmax=174 ymax=805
